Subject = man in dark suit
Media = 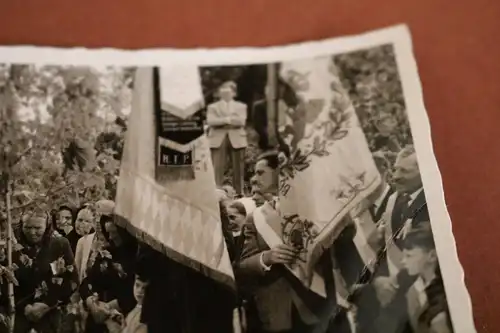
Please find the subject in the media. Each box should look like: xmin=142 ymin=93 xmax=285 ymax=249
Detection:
xmin=370 ymin=145 xmax=430 ymax=333
xmin=336 ymin=151 xmax=395 ymax=288
xmin=335 ymin=151 xmax=395 ymax=333
xmin=238 ymin=151 xmax=340 ymax=333
xmin=368 ymin=152 xmax=396 ymax=224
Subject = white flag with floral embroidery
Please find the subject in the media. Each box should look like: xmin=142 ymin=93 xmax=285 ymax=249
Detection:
xmin=274 ymin=57 xmax=381 ymax=296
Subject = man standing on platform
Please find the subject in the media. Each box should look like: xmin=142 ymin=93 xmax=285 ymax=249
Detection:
xmin=207 ymin=81 xmax=248 ymax=196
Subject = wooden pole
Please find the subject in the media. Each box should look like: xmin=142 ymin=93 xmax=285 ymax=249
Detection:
xmin=5 ymin=179 xmax=14 ymax=333
xmin=266 ymin=64 xmax=278 ymax=149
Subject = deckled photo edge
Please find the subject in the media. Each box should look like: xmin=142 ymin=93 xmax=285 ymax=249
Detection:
xmin=392 ymin=32 xmax=476 ymax=333
xmin=0 ymin=23 xmax=475 ymax=333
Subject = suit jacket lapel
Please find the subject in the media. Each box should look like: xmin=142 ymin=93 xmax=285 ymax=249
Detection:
xmin=374 ymin=186 xmax=395 ymax=222
xmin=404 ymin=189 xmax=426 ymax=222
xmin=391 ymin=193 xmax=408 ymax=233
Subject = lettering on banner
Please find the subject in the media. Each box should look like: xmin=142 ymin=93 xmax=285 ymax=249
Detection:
xmin=159 ymin=146 xmax=193 ymax=166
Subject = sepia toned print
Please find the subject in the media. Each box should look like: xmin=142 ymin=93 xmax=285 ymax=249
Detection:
xmin=0 ymin=26 xmax=474 ymax=333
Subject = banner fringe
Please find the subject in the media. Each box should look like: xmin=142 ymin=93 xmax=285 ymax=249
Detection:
xmin=114 ymin=213 xmax=237 ymax=293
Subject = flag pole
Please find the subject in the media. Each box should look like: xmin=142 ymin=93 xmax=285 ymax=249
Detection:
xmin=5 ymin=179 xmax=15 ymax=333
xmin=266 ymin=63 xmax=278 ymax=149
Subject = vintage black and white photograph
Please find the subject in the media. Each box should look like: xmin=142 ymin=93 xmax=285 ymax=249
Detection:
xmin=0 ymin=26 xmax=474 ymax=333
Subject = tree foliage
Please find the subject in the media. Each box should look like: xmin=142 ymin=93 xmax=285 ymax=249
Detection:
xmin=333 ymin=44 xmax=411 ymax=152
xmin=0 ymin=65 xmax=133 ymax=222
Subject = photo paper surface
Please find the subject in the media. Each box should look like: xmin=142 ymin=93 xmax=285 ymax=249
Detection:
xmin=0 ymin=25 xmax=474 ymax=333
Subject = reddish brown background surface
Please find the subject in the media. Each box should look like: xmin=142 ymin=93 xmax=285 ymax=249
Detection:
xmin=0 ymin=1 xmax=498 ymax=331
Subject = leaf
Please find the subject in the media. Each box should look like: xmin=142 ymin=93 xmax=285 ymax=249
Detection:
xmin=294 ymin=162 xmax=310 ymax=172
xmin=330 ymin=130 xmax=349 ymax=141
xmin=304 ymin=99 xmax=325 ymax=124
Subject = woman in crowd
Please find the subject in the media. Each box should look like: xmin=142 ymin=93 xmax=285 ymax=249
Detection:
xmin=71 ymin=205 xmax=97 ymax=273
xmin=74 ymin=200 xmax=113 ymax=281
xmin=52 ymin=204 xmax=80 ymax=253
xmin=13 ymin=208 xmax=79 ymax=333
xmin=74 ymin=207 xmax=95 ymax=241
xmin=79 ymin=211 xmax=138 ymax=333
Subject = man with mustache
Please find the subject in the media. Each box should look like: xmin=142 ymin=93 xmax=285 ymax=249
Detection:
xmin=238 ymin=151 xmax=343 ymax=333
xmin=370 ymin=145 xmax=430 ymax=333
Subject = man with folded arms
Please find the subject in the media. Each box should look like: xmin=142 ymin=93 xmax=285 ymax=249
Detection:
xmin=206 ymin=81 xmax=248 ymax=196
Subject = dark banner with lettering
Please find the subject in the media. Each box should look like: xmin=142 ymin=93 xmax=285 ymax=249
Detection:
xmin=152 ymin=67 xmax=204 ymax=179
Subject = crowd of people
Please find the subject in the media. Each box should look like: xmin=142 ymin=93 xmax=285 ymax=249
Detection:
xmin=219 ymin=146 xmax=453 ymax=333
xmin=0 ymin=147 xmax=454 ymax=333
xmin=0 ymin=77 xmax=454 ymax=333
xmin=0 ymin=194 xmax=239 ymax=333
xmin=205 ymin=81 xmax=453 ymax=333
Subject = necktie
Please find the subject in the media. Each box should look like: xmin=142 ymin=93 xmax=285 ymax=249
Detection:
xmin=396 ymin=193 xmax=412 ymax=239
xmin=400 ymin=193 xmax=411 ymax=210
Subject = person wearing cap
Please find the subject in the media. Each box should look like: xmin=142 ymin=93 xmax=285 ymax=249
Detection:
xmin=206 ymin=81 xmax=248 ymax=196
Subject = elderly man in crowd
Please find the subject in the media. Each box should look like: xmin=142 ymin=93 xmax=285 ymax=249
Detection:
xmin=369 ymin=145 xmax=430 ymax=333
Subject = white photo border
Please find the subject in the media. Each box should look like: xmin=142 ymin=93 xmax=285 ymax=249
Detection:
xmin=0 ymin=24 xmax=476 ymax=333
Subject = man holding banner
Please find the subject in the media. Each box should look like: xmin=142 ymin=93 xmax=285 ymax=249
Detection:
xmin=239 ymin=150 xmax=342 ymax=333
xmin=239 ymin=57 xmax=381 ymax=333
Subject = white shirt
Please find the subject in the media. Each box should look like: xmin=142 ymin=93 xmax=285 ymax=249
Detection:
xmin=219 ymin=99 xmax=233 ymax=112
xmin=372 ymin=184 xmax=392 ymax=212
xmin=408 ymin=187 xmax=424 ymax=206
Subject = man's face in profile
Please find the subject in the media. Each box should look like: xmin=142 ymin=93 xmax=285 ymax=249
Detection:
xmin=392 ymin=152 xmax=422 ymax=194
xmin=254 ymin=159 xmax=277 ymax=194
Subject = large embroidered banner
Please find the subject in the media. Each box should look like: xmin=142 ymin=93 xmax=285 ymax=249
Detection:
xmin=114 ymin=67 xmax=235 ymax=288
xmin=269 ymin=57 xmax=380 ymax=296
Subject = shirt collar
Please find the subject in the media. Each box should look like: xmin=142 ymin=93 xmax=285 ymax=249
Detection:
xmin=408 ymin=187 xmax=423 ymax=205
xmin=373 ymin=184 xmax=391 ymax=209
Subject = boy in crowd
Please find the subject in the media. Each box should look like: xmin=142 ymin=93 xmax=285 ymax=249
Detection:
xmin=122 ymin=273 xmax=150 ymax=333
xmin=399 ymin=222 xmax=452 ymax=333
